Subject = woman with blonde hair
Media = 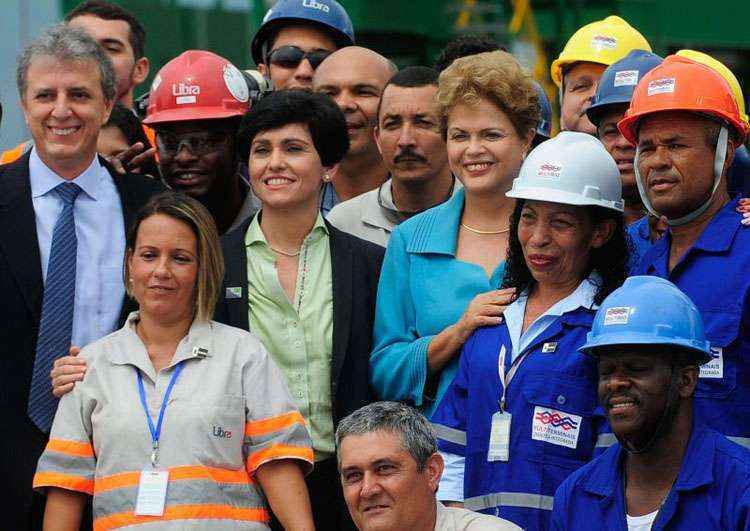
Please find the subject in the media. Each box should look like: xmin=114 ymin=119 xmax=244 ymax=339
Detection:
xmin=372 ymin=51 xmax=540 ymax=427
xmin=35 ymin=192 xmax=315 ymax=530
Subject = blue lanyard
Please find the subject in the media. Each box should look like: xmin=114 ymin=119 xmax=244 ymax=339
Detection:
xmin=136 ymin=361 xmax=184 ymax=467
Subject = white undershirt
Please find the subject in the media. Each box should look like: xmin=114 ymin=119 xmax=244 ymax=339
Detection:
xmin=627 ymin=510 xmax=658 ymax=531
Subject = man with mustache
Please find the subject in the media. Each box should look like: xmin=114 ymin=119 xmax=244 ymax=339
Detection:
xmin=327 ymin=67 xmax=457 ymax=246
xmin=552 ymin=276 xmax=750 ymax=530
xmin=622 ymin=55 xmax=750 ymax=449
xmin=313 ymin=46 xmax=397 ymax=216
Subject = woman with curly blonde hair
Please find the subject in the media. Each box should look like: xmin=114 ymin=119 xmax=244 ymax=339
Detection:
xmin=371 ymin=50 xmax=540 ymax=451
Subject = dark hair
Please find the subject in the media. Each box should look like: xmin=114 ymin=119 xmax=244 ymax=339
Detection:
xmin=377 ymin=66 xmax=439 ymax=119
xmin=104 ymin=103 xmax=159 ymax=177
xmin=237 ymin=89 xmax=349 ymax=167
xmin=434 ymin=34 xmax=506 ymax=72
xmin=502 ymin=200 xmax=630 ymax=306
xmin=66 ymin=0 xmax=146 ymax=59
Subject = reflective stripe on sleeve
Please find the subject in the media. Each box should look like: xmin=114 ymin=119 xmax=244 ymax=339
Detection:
xmin=595 ymin=433 xmax=617 ymax=448
xmin=464 ymin=491 xmax=554 ymax=512
xmin=33 ymin=471 xmax=94 ymax=494
xmin=244 ymin=411 xmax=306 ymax=438
xmin=47 ymin=438 xmax=95 ymax=457
xmin=728 ymin=436 xmax=750 ymax=449
xmin=432 ymin=423 xmax=467 ymax=446
xmin=246 ymin=444 xmax=314 ymax=474
xmin=93 ymin=504 xmax=269 ymax=531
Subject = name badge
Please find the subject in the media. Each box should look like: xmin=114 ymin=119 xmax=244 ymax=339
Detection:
xmin=135 ymin=469 xmax=169 ymax=516
xmin=699 ymin=347 xmax=724 ymax=379
xmin=487 ymin=411 xmax=512 ymax=462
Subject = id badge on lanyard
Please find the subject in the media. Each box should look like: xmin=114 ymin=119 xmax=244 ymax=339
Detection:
xmin=134 ymin=362 xmax=184 ymax=516
xmin=488 ymin=345 xmax=530 ymax=462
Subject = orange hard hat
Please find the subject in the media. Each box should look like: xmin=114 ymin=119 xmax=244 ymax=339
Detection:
xmin=143 ymin=50 xmax=250 ymax=126
xmin=618 ymin=54 xmax=748 ymax=146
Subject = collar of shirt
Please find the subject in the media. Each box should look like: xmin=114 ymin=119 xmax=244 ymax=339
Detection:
xmin=504 ymin=272 xmax=600 ymax=359
xmin=29 ymin=147 xmax=104 ymax=201
xmin=643 ymin=197 xmax=743 ymax=274
xmin=107 ymin=311 xmax=213 ymax=381
xmin=583 ymin=424 xmax=715 ymax=501
xmin=245 ymin=210 xmax=329 ymax=251
xmin=372 ymin=176 xmax=463 ymax=228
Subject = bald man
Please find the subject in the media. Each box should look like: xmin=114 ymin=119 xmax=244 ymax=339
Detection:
xmin=314 ymin=46 xmax=397 ymax=215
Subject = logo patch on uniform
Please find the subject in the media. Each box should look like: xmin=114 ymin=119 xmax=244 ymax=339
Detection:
xmin=532 ymin=407 xmax=581 ymax=449
xmin=603 ymin=306 xmax=631 ymax=325
xmin=613 ymin=70 xmax=639 ymax=87
xmin=647 ymin=78 xmax=676 ymax=96
xmin=212 ymin=425 xmax=232 ymax=439
xmin=223 ymin=64 xmax=249 ymax=103
xmin=537 ymin=162 xmax=562 ymax=179
xmin=192 ymin=346 xmax=210 ymax=358
xmin=591 ymin=35 xmax=617 ymax=50
xmin=542 ymin=342 xmax=558 ymax=353
xmin=700 ymin=346 xmax=723 ymax=379
xmin=226 ymin=286 xmax=242 ymax=299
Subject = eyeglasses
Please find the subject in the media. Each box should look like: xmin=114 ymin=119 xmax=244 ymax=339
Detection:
xmin=156 ymin=130 xmax=232 ymax=156
xmin=268 ymin=46 xmax=332 ymax=70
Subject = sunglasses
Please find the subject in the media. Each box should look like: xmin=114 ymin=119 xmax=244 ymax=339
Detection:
xmin=268 ymin=45 xmax=332 ymax=70
xmin=156 ymin=130 xmax=232 ymax=156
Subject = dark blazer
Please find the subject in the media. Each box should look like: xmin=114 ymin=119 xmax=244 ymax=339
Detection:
xmin=214 ymin=216 xmax=384 ymax=427
xmin=0 ymin=152 xmax=165 ymax=530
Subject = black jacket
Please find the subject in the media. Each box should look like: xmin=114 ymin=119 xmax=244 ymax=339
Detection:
xmin=0 ymin=152 xmax=165 ymax=530
xmin=214 ymin=216 xmax=384 ymax=427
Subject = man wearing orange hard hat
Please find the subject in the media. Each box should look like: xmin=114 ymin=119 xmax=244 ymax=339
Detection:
xmin=623 ymin=54 xmax=750 ymax=448
xmin=551 ymin=15 xmax=651 ymax=135
xmin=143 ymin=50 xmax=259 ymax=235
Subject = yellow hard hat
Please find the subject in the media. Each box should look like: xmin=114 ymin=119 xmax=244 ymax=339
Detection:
xmin=551 ymin=15 xmax=652 ymax=87
xmin=676 ymin=49 xmax=749 ymax=127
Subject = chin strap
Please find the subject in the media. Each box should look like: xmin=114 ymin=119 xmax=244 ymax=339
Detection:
xmin=635 ymin=125 xmax=729 ymax=227
xmin=619 ymin=367 xmax=680 ymax=455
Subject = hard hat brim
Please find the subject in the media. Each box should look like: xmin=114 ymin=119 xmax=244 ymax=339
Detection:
xmin=506 ymin=186 xmax=624 ymax=212
xmin=143 ymin=107 xmax=246 ymax=126
xmin=579 ymin=331 xmax=713 ymax=365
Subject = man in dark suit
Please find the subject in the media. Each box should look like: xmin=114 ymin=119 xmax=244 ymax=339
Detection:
xmin=213 ymin=89 xmax=383 ymax=530
xmin=0 ymin=25 xmax=163 ymax=530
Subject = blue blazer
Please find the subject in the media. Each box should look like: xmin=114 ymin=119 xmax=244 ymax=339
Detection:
xmin=371 ymin=188 xmax=505 ymax=417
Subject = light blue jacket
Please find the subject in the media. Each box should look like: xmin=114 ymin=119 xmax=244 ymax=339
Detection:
xmin=370 ymin=188 xmax=505 ymax=417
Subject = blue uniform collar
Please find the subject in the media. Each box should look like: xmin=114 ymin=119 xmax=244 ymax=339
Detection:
xmin=583 ymin=424 xmax=716 ymax=500
xmin=643 ymin=197 xmax=742 ymax=274
xmin=406 ymin=187 xmax=465 ymax=255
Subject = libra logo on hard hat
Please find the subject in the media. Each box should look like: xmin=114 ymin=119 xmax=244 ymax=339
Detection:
xmin=303 ymin=0 xmax=330 ymax=13
xmin=537 ymin=163 xmax=563 ymax=179
xmin=647 ymin=78 xmax=676 ymax=96
xmin=591 ymin=34 xmax=618 ymax=51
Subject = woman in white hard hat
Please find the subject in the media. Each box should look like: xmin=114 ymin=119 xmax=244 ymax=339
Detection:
xmin=432 ymin=131 xmax=629 ymax=531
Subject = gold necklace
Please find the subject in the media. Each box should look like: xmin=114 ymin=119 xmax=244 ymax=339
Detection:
xmin=269 ymin=246 xmax=301 ymax=257
xmin=460 ymin=223 xmax=510 ymax=235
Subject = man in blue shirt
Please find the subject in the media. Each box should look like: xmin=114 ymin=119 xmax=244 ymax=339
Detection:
xmin=620 ymin=55 xmax=750 ymax=449
xmin=553 ymin=276 xmax=750 ymax=530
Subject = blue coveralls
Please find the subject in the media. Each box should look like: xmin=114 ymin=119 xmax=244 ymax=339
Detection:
xmin=633 ymin=197 xmax=750 ymax=449
xmin=551 ymin=425 xmax=750 ymax=530
xmin=432 ymin=307 xmax=608 ymax=531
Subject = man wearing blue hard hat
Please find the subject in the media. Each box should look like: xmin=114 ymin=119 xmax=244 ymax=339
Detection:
xmin=251 ymin=0 xmax=355 ymax=90
xmin=552 ymin=276 xmax=750 ymax=530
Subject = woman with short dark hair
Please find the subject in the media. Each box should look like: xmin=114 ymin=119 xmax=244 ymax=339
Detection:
xmin=216 ymin=89 xmax=384 ymax=531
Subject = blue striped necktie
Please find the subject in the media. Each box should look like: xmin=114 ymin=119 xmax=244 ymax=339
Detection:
xmin=28 ymin=182 xmax=82 ymax=433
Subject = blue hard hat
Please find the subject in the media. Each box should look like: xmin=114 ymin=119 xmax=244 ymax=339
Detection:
xmin=533 ymin=81 xmax=552 ymax=140
xmin=586 ymin=49 xmax=663 ymax=128
xmin=728 ymin=144 xmax=750 ymax=196
xmin=579 ymin=276 xmax=712 ymax=364
xmin=251 ymin=0 xmax=355 ymax=65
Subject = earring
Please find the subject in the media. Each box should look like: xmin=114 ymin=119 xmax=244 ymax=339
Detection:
xmin=323 ymin=172 xmax=331 ymax=182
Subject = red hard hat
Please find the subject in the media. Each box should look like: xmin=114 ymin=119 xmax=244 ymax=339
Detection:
xmin=143 ymin=50 xmax=250 ymax=126
xmin=618 ymin=55 xmax=749 ymax=146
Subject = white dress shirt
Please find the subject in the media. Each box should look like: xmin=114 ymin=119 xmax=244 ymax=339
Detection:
xmin=29 ymin=148 xmax=126 ymax=348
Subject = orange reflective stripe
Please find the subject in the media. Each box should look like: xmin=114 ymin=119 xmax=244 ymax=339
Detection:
xmin=47 ymin=438 xmax=95 ymax=458
xmin=246 ymin=444 xmax=314 ymax=474
xmin=94 ymin=504 xmax=269 ymax=531
xmin=94 ymin=465 xmax=252 ymax=494
xmin=1 ymin=142 xmax=28 ymax=164
xmin=244 ymin=410 xmax=306 ymax=438
xmin=33 ymin=471 xmax=94 ymax=495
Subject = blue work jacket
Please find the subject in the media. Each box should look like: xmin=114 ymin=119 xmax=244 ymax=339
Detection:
xmin=432 ymin=306 xmax=608 ymax=531
xmin=371 ymin=187 xmax=505 ymax=418
xmin=633 ymin=197 xmax=750 ymax=448
xmin=552 ymin=425 xmax=750 ymax=530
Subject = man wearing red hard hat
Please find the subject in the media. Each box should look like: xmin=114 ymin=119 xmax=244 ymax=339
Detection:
xmin=143 ymin=50 xmax=259 ymax=235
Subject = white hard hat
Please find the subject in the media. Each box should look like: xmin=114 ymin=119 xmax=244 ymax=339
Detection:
xmin=506 ymin=131 xmax=624 ymax=212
